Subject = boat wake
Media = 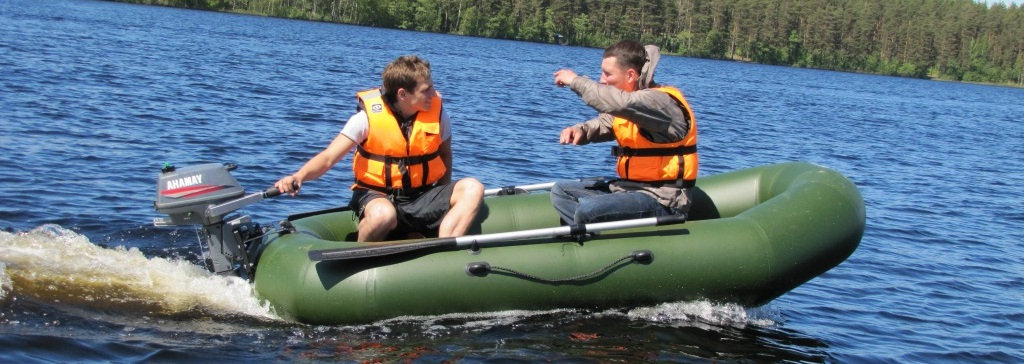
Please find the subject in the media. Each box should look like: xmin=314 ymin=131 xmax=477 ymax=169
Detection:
xmin=344 ymin=301 xmax=776 ymax=336
xmin=0 ymin=262 xmax=10 ymax=303
xmin=621 ymin=300 xmax=778 ymax=328
xmin=0 ymin=225 xmax=778 ymax=331
xmin=0 ymin=225 xmax=278 ymax=321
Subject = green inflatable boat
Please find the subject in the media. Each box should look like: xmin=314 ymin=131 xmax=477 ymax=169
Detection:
xmin=153 ymin=161 xmax=863 ymax=324
xmin=239 ymin=162 xmax=864 ymax=324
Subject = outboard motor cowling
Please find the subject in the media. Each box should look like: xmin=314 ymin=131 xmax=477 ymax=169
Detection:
xmin=155 ymin=163 xmax=245 ymax=225
xmin=154 ymin=163 xmax=272 ymax=277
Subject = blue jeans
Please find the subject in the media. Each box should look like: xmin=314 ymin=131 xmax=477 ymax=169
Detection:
xmin=550 ymin=179 xmax=671 ymax=225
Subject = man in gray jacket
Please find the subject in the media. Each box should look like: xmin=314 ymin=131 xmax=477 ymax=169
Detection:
xmin=550 ymin=40 xmax=698 ymax=225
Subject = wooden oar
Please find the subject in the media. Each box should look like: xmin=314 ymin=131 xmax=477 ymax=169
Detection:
xmin=307 ymin=214 xmax=687 ymax=262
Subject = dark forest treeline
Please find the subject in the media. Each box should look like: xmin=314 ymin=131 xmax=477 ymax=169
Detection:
xmin=116 ymin=0 xmax=1024 ymax=85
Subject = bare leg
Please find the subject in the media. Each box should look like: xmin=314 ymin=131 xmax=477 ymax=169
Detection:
xmin=358 ymin=198 xmax=398 ymax=242
xmin=438 ymin=178 xmax=484 ymax=237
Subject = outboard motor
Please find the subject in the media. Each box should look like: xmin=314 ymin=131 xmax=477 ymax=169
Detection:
xmin=154 ymin=163 xmax=278 ymax=277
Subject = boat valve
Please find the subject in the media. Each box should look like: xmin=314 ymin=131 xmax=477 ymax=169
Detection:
xmin=631 ymin=250 xmax=653 ymax=264
xmin=465 ymin=262 xmax=491 ymax=277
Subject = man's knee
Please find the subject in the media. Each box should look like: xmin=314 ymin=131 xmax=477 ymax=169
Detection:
xmin=363 ymin=200 xmax=398 ymax=229
xmin=551 ymin=181 xmax=566 ymax=195
xmin=551 ymin=180 xmax=578 ymax=199
xmin=453 ymin=178 xmax=484 ymax=206
xmin=455 ymin=178 xmax=484 ymax=196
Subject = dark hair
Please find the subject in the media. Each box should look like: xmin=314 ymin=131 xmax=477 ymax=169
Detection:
xmin=381 ymin=55 xmax=431 ymax=101
xmin=603 ymin=40 xmax=647 ymax=73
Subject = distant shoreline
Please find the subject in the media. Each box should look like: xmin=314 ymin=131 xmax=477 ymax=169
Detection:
xmin=108 ymin=0 xmax=1024 ymax=88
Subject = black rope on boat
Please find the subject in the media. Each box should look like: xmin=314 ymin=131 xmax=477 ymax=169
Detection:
xmin=465 ymin=250 xmax=653 ymax=283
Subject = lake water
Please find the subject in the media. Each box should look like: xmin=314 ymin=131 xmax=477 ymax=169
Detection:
xmin=2 ymin=0 xmax=1023 ymax=362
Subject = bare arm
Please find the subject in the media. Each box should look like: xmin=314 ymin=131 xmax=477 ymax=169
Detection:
xmin=274 ymin=133 xmax=357 ymax=195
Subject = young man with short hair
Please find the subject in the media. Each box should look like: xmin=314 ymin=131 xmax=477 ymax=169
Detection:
xmin=276 ymin=55 xmax=483 ymax=241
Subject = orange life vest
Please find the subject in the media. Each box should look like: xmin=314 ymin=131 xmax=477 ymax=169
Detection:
xmin=351 ymin=88 xmax=446 ymax=195
xmin=611 ymin=86 xmax=698 ymax=187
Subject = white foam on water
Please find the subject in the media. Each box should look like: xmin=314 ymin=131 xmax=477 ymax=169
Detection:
xmin=617 ymin=300 xmax=777 ymax=329
xmin=374 ymin=308 xmax=580 ymax=336
xmin=0 ymin=225 xmax=279 ymax=320
xmin=344 ymin=301 xmax=777 ymax=336
xmin=0 ymin=262 xmax=10 ymax=302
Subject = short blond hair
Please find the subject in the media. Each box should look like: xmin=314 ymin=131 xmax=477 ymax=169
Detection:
xmin=382 ymin=55 xmax=431 ymax=101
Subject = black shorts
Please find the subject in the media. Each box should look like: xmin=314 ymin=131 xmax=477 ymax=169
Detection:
xmin=348 ymin=183 xmax=455 ymax=236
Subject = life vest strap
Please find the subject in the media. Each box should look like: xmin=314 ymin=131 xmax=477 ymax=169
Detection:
xmin=611 ymin=145 xmax=697 ymax=157
xmin=355 ymin=146 xmax=443 ymax=195
xmin=356 ymin=146 xmax=443 ymax=165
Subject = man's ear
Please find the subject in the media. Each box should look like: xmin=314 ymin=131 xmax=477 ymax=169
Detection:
xmin=396 ymin=87 xmax=407 ymax=101
xmin=627 ymin=68 xmax=639 ymax=82
xmin=626 ymin=69 xmax=640 ymax=90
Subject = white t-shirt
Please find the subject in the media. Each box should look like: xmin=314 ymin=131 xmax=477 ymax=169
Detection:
xmin=340 ymin=109 xmax=451 ymax=144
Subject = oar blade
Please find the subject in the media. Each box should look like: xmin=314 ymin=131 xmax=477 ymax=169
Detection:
xmin=309 ymin=237 xmax=457 ymax=262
